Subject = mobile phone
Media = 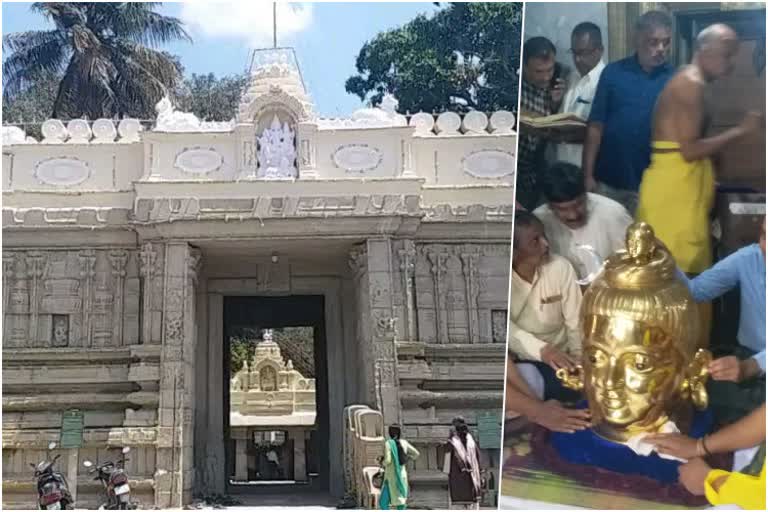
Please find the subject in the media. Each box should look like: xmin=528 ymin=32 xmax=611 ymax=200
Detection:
xmin=550 ymin=62 xmax=563 ymax=88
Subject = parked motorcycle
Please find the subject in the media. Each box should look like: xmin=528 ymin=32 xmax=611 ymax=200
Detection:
xmin=83 ymin=447 xmax=136 ymax=510
xmin=30 ymin=442 xmax=74 ymax=510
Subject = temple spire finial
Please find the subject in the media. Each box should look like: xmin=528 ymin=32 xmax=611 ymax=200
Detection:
xmin=273 ymin=2 xmax=277 ymax=48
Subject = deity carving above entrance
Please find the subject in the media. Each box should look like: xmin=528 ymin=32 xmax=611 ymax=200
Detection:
xmin=257 ymin=115 xmax=297 ymax=179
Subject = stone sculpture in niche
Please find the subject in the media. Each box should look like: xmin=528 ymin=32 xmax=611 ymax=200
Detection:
xmin=260 ymin=366 xmax=278 ymax=392
xmin=52 ymin=315 xmax=69 ymax=347
xmin=257 ymin=115 xmax=297 ymax=179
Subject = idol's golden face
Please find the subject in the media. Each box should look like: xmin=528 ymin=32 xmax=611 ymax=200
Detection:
xmin=583 ymin=315 xmax=680 ymax=428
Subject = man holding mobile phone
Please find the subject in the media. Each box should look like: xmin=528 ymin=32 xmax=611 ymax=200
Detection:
xmin=518 ymin=37 xmax=565 ymax=210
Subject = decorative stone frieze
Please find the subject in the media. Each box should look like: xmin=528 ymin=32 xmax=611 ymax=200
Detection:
xmin=133 ymin=194 xmax=422 ymax=224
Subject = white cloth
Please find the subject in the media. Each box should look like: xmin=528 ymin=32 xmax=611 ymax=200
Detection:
xmin=516 ymin=363 xmax=545 ymax=400
xmin=554 ymin=60 xmax=606 ymax=166
xmin=623 ymin=421 xmax=686 ymax=462
xmin=732 ymin=445 xmax=761 ymax=472
xmin=448 ymin=433 xmax=482 ymax=495
xmin=534 ymin=193 xmax=632 ymax=280
xmin=508 ymin=254 xmax=583 ymax=361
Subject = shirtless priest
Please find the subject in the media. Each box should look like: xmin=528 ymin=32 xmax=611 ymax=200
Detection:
xmin=636 ymin=23 xmax=763 ymax=276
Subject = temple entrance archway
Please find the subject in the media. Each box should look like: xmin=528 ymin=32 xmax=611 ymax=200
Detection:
xmin=223 ymin=295 xmax=329 ymax=492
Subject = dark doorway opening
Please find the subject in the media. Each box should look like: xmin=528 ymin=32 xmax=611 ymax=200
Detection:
xmin=223 ymin=295 xmax=329 ymax=493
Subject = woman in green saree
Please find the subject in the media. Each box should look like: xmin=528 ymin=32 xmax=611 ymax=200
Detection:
xmin=380 ymin=425 xmax=420 ymax=510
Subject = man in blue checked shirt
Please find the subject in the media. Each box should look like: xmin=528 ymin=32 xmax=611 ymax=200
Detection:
xmin=677 ymin=217 xmax=766 ymax=425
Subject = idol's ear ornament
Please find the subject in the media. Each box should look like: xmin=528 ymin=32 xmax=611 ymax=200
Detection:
xmin=680 ymin=348 xmax=712 ymax=410
xmin=556 ymin=365 xmax=585 ymax=391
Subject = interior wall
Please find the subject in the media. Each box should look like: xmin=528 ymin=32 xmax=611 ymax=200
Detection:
xmin=524 ymin=2 xmax=609 ymax=73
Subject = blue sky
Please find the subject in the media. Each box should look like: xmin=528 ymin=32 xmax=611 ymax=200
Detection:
xmin=2 ymin=2 xmax=440 ymax=117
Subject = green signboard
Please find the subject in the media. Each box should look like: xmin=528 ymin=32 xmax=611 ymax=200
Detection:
xmin=476 ymin=411 xmax=502 ymax=450
xmin=60 ymin=409 xmax=84 ymax=449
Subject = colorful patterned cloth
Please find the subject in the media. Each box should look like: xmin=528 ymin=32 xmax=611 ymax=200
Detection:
xmin=501 ymin=424 xmax=730 ymax=510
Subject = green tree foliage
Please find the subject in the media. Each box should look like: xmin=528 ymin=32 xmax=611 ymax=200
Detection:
xmin=230 ymin=337 xmax=256 ymax=374
xmin=345 ymin=2 xmax=522 ymax=114
xmin=174 ymin=73 xmax=248 ymax=121
xmin=3 ymin=70 xmax=249 ymax=131
xmin=2 ymin=2 xmax=190 ymax=120
xmin=1 ymin=70 xmax=61 ymax=138
xmin=228 ymin=327 xmax=315 ymax=377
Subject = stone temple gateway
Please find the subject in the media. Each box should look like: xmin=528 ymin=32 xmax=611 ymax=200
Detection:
xmin=1 ymin=49 xmax=514 ymax=509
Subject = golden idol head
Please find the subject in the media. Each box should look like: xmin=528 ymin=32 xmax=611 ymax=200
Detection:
xmin=559 ymin=222 xmax=711 ymax=442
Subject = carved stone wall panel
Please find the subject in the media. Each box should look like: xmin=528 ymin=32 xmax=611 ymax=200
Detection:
xmin=368 ymin=272 xmax=393 ymax=310
xmin=174 ymin=147 xmax=224 ymax=176
xmin=331 ymin=144 xmax=383 ymax=174
xmin=414 ymin=277 xmax=436 ymax=308
xmin=416 ymin=310 xmax=437 ymax=343
xmin=477 ymin=310 xmax=492 ymax=344
xmin=33 ymin=157 xmax=91 ymax=187
xmin=412 ymin=243 xmax=508 ymax=345
xmin=447 ymin=311 xmax=469 ymax=342
xmin=461 ymin=149 xmax=516 ymax=179
xmin=41 ymin=279 xmax=81 ymax=313
xmin=491 ymin=309 xmax=508 ymax=344
xmin=4 ymin=315 xmax=28 ymax=348
xmin=476 ymin=277 xmax=509 ymax=304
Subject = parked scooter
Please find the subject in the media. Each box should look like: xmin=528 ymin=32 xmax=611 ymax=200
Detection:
xmin=30 ymin=442 xmax=74 ymax=510
xmin=83 ymin=447 xmax=136 ymax=510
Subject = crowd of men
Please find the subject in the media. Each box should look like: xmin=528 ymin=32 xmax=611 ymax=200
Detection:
xmin=508 ymin=9 xmax=765 ymax=507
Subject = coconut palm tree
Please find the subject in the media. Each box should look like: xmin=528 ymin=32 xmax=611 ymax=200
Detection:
xmin=3 ymin=2 xmax=191 ymax=120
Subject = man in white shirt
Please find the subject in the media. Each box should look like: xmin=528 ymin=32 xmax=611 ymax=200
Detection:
xmin=508 ymin=211 xmax=583 ymax=402
xmin=534 ymin=162 xmax=632 ymax=279
xmin=555 ymin=22 xmax=606 ymax=166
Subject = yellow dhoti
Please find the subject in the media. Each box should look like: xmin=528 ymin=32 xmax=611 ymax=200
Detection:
xmin=636 ymin=141 xmax=715 ymax=274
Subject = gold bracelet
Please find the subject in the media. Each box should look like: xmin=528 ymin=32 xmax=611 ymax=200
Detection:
xmin=702 ymin=435 xmax=712 ymax=456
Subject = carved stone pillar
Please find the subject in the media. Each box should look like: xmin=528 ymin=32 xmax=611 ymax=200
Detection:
xmin=460 ymin=251 xmax=480 ymax=344
xmin=155 ymin=242 xmax=199 ymax=508
xmin=235 ymin=123 xmax=257 ymax=179
xmin=400 ymin=138 xmax=415 ymax=178
xmin=3 ymin=252 xmax=15 ymax=346
xmin=349 ymin=245 xmax=373 ymax=404
xmin=3 ymin=252 xmax=15 ymax=319
xmin=109 ymin=251 xmax=128 ymax=347
xmin=366 ymin=238 xmax=400 ymax=425
xmin=139 ymin=243 xmax=158 ymax=345
xmin=350 ymin=240 xmax=401 ymax=424
xmin=297 ymin=122 xmax=319 ymax=180
xmin=235 ymin=438 xmax=248 ymax=481
xmin=27 ymin=251 xmax=46 ymax=347
xmin=292 ymin=431 xmax=307 ymax=481
xmin=6 ymin=254 xmax=29 ymax=348
xmin=427 ymin=250 xmax=449 ymax=344
xmin=397 ymin=241 xmax=417 ymax=341
xmin=78 ymin=250 xmax=96 ymax=347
